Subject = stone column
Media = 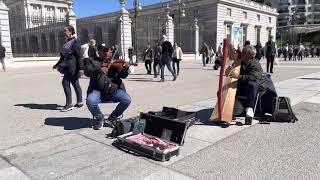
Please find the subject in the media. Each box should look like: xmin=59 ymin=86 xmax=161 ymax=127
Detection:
xmin=118 ymin=2 xmax=132 ymax=61
xmin=41 ymin=5 xmax=45 ymax=25
xmin=54 ymin=6 xmax=57 ymax=23
xmin=66 ymin=2 xmax=77 ymax=37
xmin=165 ymin=4 xmax=174 ymax=45
xmin=55 ymin=32 xmax=60 ymax=52
xmin=194 ymin=18 xmax=199 ymax=61
xmin=0 ymin=0 xmax=13 ymax=64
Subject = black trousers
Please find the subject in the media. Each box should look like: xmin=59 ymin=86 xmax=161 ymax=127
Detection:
xmin=172 ymin=57 xmax=181 ymax=75
xmin=266 ymin=55 xmax=275 ymax=73
xmin=62 ymin=74 xmax=82 ymax=105
xmin=236 ymin=81 xmax=259 ymax=109
xmin=145 ymin=60 xmax=152 ymax=74
xmin=153 ymin=58 xmax=160 ymax=78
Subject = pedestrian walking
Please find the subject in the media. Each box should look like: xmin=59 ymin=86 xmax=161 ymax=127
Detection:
xmin=288 ymin=45 xmax=293 ymax=61
xmin=298 ymin=44 xmax=304 ymax=61
xmin=0 ymin=44 xmax=6 ymax=72
xmin=88 ymin=39 xmax=99 ymax=59
xmin=264 ymin=36 xmax=277 ymax=73
xmin=172 ymin=42 xmax=183 ymax=76
xmin=283 ymin=44 xmax=288 ymax=61
xmin=311 ymin=46 xmax=316 ymax=58
xmin=143 ymin=43 xmax=153 ymax=74
xmin=293 ymin=45 xmax=298 ymax=61
xmin=53 ymin=25 xmax=84 ymax=112
xmin=153 ymin=41 xmax=161 ymax=78
xmin=80 ymin=41 xmax=89 ymax=62
xmin=209 ymin=47 xmax=215 ymax=64
xmin=255 ymin=41 xmax=263 ymax=61
xmin=200 ymin=42 xmax=209 ymax=69
xmin=160 ymin=35 xmax=177 ymax=82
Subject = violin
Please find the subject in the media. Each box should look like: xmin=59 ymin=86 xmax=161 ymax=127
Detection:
xmin=101 ymin=60 xmax=138 ymax=72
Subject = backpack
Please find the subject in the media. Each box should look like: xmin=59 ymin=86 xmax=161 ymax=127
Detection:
xmin=269 ymin=97 xmax=298 ymax=123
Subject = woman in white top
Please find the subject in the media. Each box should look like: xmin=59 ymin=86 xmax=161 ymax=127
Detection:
xmin=172 ymin=42 xmax=183 ymax=76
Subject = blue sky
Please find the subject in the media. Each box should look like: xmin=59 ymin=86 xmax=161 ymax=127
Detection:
xmin=73 ymin=0 xmax=169 ymax=18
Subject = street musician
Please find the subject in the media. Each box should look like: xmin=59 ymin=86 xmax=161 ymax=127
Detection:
xmin=86 ymin=45 xmax=133 ymax=130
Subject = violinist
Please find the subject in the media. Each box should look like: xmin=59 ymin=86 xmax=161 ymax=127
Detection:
xmin=86 ymin=45 xmax=131 ymax=130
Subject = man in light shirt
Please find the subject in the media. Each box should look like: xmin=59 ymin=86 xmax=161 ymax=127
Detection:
xmin=80 ymin=41 xmax=89 ymax=61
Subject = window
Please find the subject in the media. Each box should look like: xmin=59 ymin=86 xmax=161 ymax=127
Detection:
xmin=227 ymin=8 xmax=232 ymax=16
xmin=60 ymin=8 xmax=64 ymax=13
xmin=47 ymin=7 xmax=51 ymax=11
xmin=257 ymin=14 xmax=261 ymax=21
xmin=33 ymin=6 xmax=37 ymax=10
xmin=243 ymin=26 xmax=248 ymax=44
xmin=226 ymin=25 xmax=232 ymax=41
xmin=256 ymin=28 xmax=261 ymax=44
xmin=268 ymin=29 xmax=272 ymax=38
xmin=243 ymin=11 xmax=247 ymax=19
xmin=269 ymin=17 xmax=272 ymax=23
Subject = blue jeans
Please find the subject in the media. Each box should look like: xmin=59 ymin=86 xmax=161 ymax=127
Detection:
xmin=62 ymin=74 xmax=82 ymax=106
xmin=86 ymin=89 xmax=131 ymax=120
xmin=160 ymin=55 xmax=176 ymax=80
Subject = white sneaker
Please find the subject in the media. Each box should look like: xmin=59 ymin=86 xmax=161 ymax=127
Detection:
xmin=202 ymin=67 xmax=206 ymax=70
xmin=246 ymin=108 xmax=254 ymax=118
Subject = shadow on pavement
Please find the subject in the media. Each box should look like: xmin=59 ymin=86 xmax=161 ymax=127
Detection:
xmin=15 ymin=103 xmax=63 ymax=110
xmin=44 ymin=117 xmax=92 ymax=130
xmin=194 ymin=108 xmax=243 ymax=128
xmin=127 ymin=79 xmax=159 ymax=83
xmin=300 ymin=78 xmax=320 ymax=80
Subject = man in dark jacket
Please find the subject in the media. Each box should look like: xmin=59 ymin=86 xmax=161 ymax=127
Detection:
xmin=86 ymin=46 xmax=131 ymax=130
xmin=264 ymin=36 xmax=277 ymax=73
xmin=160 ymin=35 xmax=177 ymax=82
xmin=153 ymin=41 xmax=161 ymax=78
xmin=143 ymin=43 xmax=153 ymax=74
xmin=0 ymin=44 xmax=6 ymax=72
xmin=227 ymin=45 xmax=263 ymax=125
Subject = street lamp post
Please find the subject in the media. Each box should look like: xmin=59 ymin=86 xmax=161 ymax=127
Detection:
xmin=177 ymin=0 xmax=186 ymax=44
xmin=133 ymin=0 xmax=142 ymax=63
xmin=157 ymin=16 xmax=161 ymax=38
xmin=119 ymin=0 xmax=126 ymax=60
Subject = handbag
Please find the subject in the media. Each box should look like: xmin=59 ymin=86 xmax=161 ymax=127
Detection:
xmin=57 ymin=60 xmax=68 ymax=74
xmin=274 ymin=57 xmax=279 ymax=66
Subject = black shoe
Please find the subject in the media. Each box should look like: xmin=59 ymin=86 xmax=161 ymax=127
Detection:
xmin=61 ymin=104 xmax=74 ymax=112
xmin=245 ymin=117 xmax=253 ymax=125
xmin=93 ymin=118 xmax=104 ymax=130
xmin=74 ymin=102 xmax=83 ymax=108
xmin=105 ymin=116 xmax=117 ymax=128
xmin=173 ymin=76 xmax=177 ymax=81
xmin=160 ymin=78 xmax=165 ymax=82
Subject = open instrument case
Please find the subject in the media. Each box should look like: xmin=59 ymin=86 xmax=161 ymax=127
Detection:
xmin=114 ymin=107 xmax=196 ymax=161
